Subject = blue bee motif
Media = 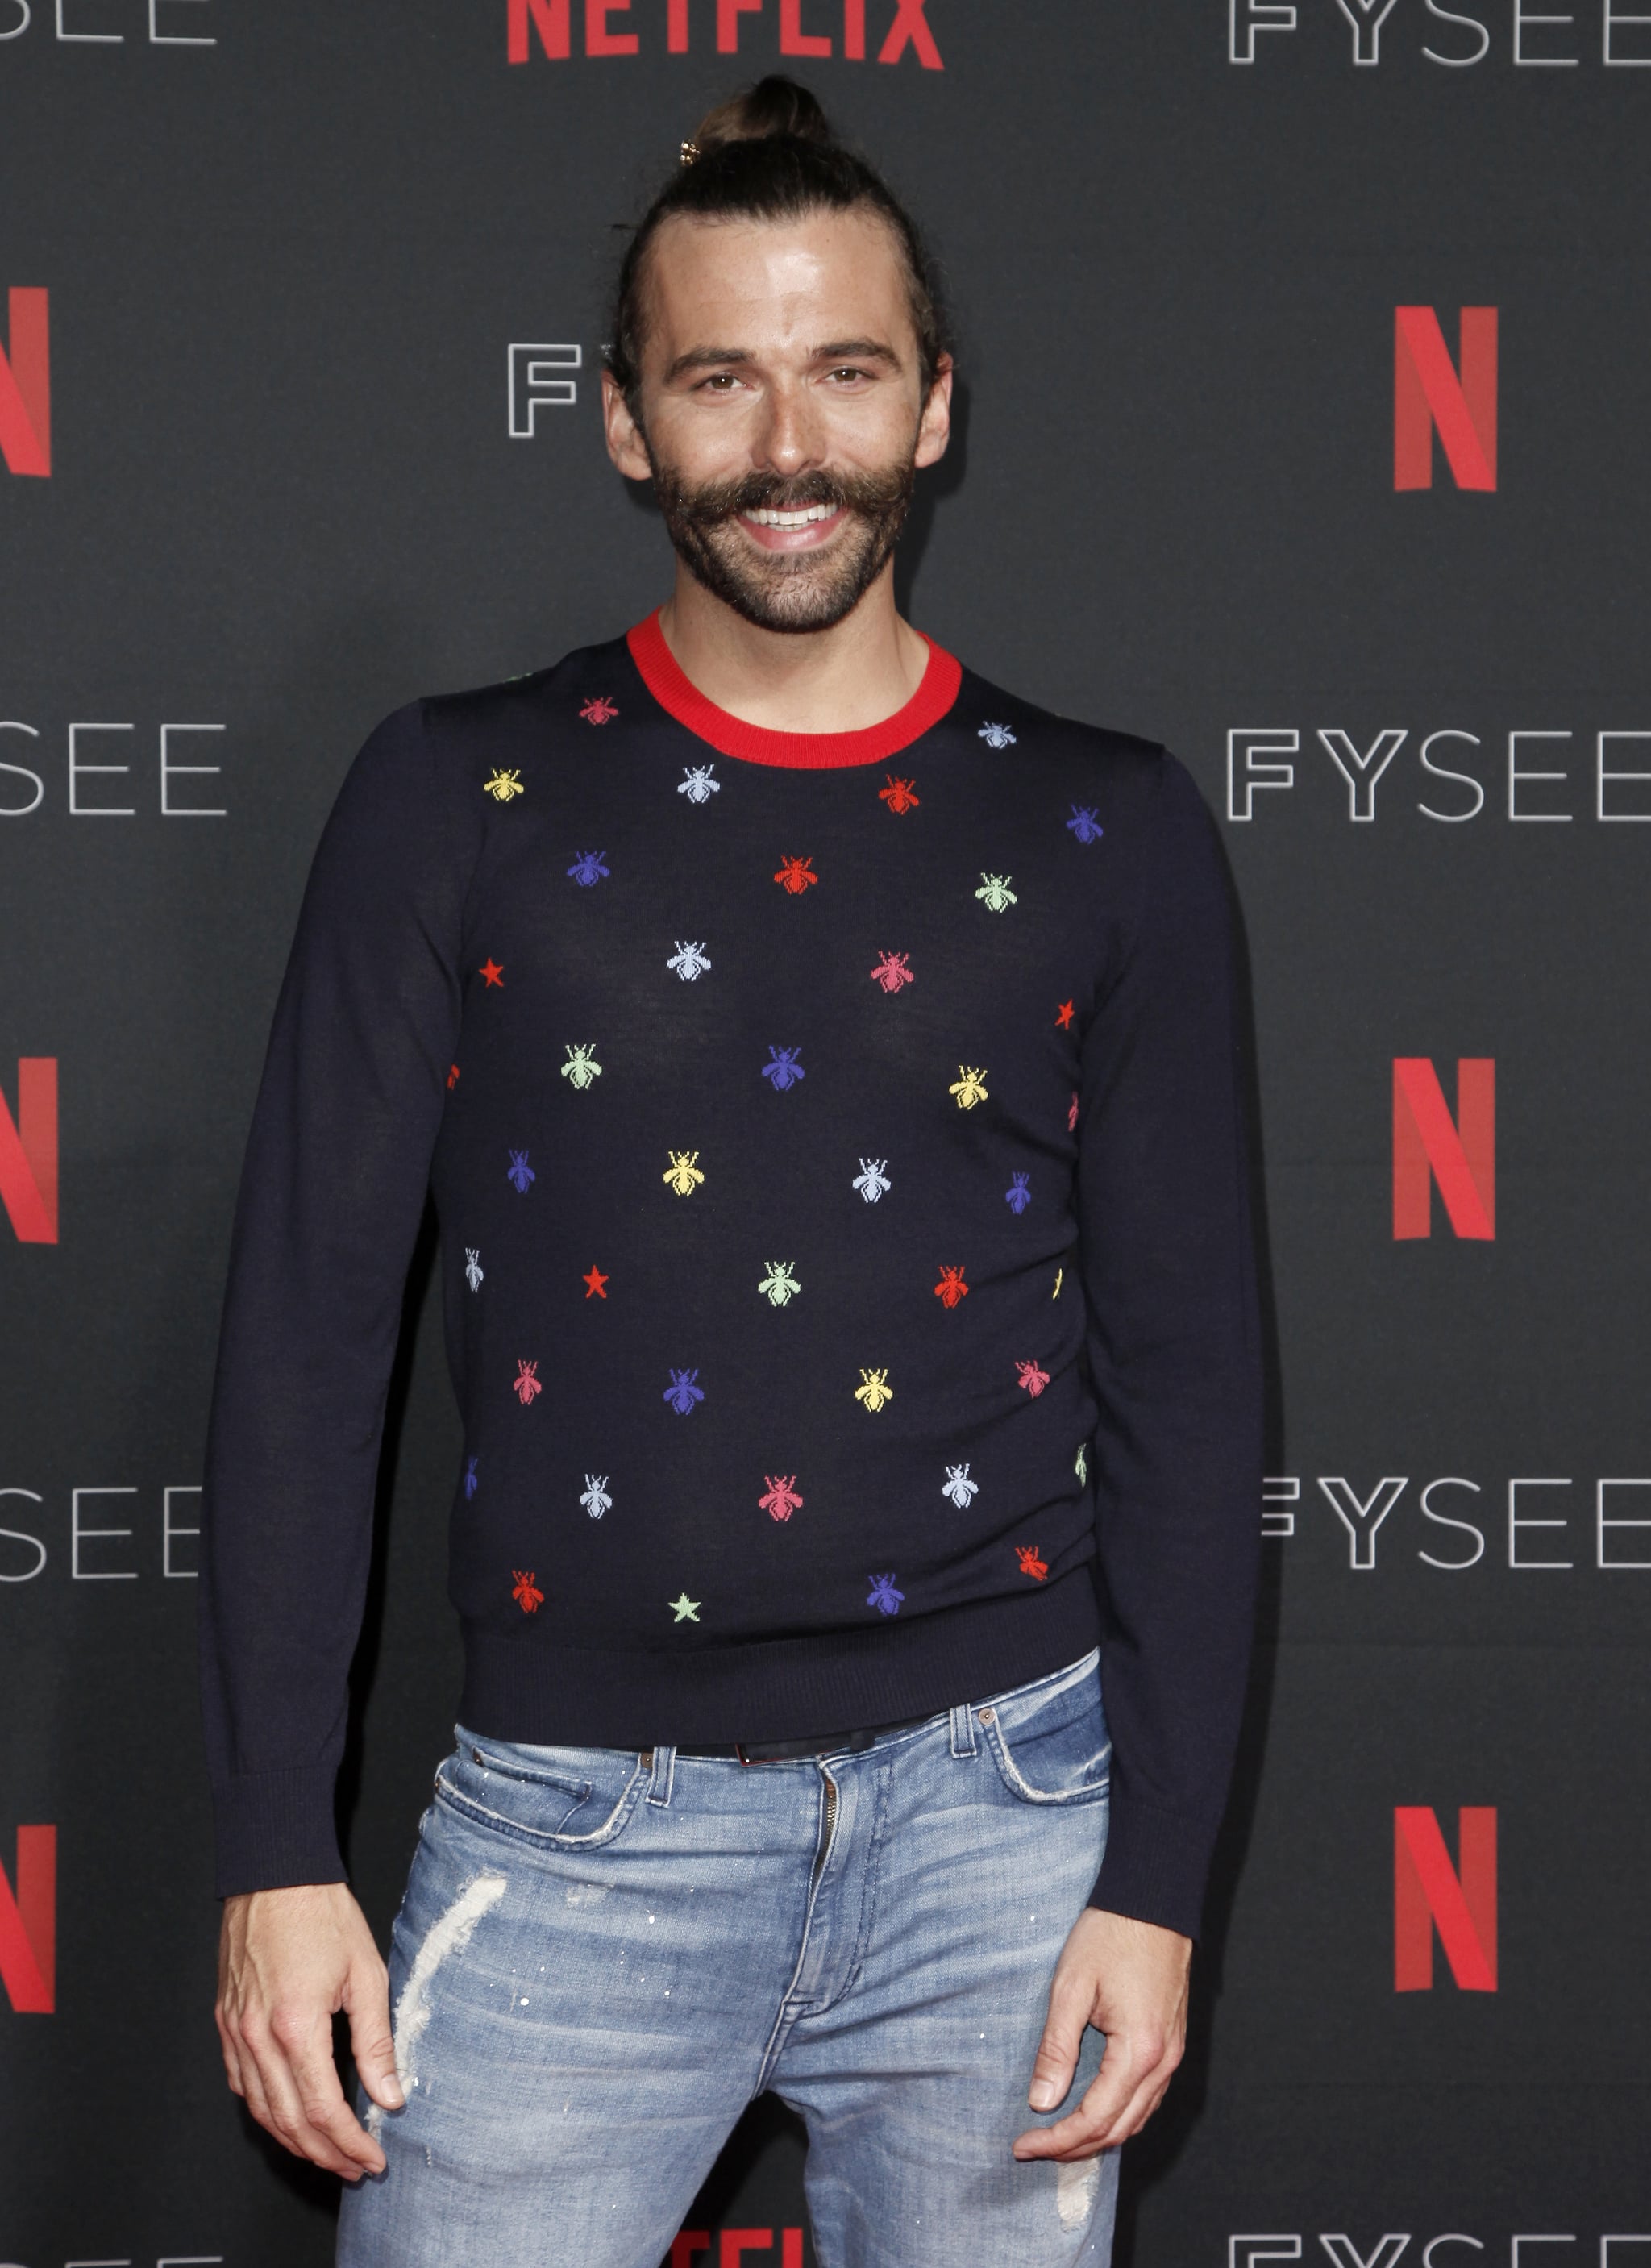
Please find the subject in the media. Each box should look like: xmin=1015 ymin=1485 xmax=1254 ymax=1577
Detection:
xmin=663 ymin=1367 xmax=705 ymax=1417
xmin=507 ymin=1149 xmax=536 ymax=1193
xmin=567 ymin=850 xmax=610 ymax=886
xmin=762 ymin=1046 xmax=805 ymax=1091
xmin=1005 ymin=1171 xmax=1032 ymax=1215
xmin=1066 ymin=805 xmax=1104 ymax=844
xmin=464 ymin=1456 xmax=479 ymax=1500
xmin=866 ymin=1572 xmax=905 ymax=1617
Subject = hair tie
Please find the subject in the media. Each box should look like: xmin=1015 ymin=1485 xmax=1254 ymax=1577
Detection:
xmin=680 ymin=140 xmax=701 ymax=166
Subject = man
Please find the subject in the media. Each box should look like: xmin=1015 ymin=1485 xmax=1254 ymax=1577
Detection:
xmin=203 ymin=76 xmax=1263 ymax=2268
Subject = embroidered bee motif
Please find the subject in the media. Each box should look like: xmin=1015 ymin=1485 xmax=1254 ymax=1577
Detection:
xmin=512 ymin=1569 xmax=544 ymax=1613
xmin=978 ymin=722 xmax=1017 ymax=750
xmin=483 ymin=768 xmax=525 ymax=801
xmin=1053 ymin=1266 xmax=1063 ymax=1299
xmin=580 ymin=1474 xmax=612 ymax=1519
xmin=507 ymin=1149 xmax=536 ymax=1193
xmin=774 ymin=855 xmax=818 ymax=894
xmin=580 ymin=697 xmax=619 ymax=725
xmin=464 ymin=1248 xmax=484 ymax=1292
xmin=759 ymin=1475 xmax=803 ymax=1522
xmin=1075 ymin=1444 xmax=1089 ymax=1484
xmin=663 ymin=1150 xmax=705 ymax=1196
xmin=942 ymin=1463 xmax=978 ymax=1509
xmin=758 ymin=1261 xmax=801 ymax=1308
xmin=879 ymin=774 xmax=920 ymax=814
xmin=934 ymin=1266 xmax=969 ymax=1309
xmin=667 ymin=941 xmax=712 ymax=982
xmin=663 ymin=1367 xmax=705 ymax=1416
xmin=560 ymin=1042 xmax=602 ymax=1090
xmin=1015 ymin=1359 xmax=1050 ymax=1399
xmin=1068 ymin=1092 xmax=1079 ymax=1133
xmin=1016 ymin=1546 xmax=1050 ymax=1583
xmin=761 ymin=1046 xmax=805 ymax=1091
xmin=869 ymin=951 xmax=913 ymax=994
xmin=975 ymin=872 xmax=1017 ymax=912
xmin=950 ymin=1066 xmax=989 ymax=1110
xmin=678 ymin=764 xmax=720 ymax=803
xmin=1005 ymin=1172 xmax=1031 ymax=1215
xmin=514 ymin=1359 xmax=543 ymax=1406
xmin=464 ymin=1456 xmax=480 ymax=1500
xmin=1066 ymin=805 xmax=1104 ymax=843
xmin=855 ymin=1367 xmax=894 ymax=1413
xmin=566 ymin=850 xmax=610 ymax=886
xmin=853 ymin=1158 xmax=891 ymax=1204
xmin=866 ymin=1572 xmax=904 ymax=1616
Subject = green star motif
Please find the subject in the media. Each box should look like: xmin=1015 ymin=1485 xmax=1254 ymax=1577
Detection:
xmin=669 ymin=1592 xmax=701 ymax=1624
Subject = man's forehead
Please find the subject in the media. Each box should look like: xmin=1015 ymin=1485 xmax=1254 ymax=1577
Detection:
xmin=647 ymin=208 xmax=912 ymax=343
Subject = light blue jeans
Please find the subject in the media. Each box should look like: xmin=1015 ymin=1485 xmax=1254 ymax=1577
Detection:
xmin=337 ymin=1648 xmax=1116 ymax=2268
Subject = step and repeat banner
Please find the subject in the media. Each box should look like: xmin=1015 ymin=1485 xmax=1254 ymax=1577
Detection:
xmin=3 ymin=4 xmax=1649 ymax=2263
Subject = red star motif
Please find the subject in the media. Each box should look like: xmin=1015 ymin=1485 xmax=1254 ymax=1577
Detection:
xmin=582 ymin=1264 xmax=609 ymax=1300
xmin=1056 ymin=1000 xmax=1075 ymax=1030
xmin=447 ymin=1063 xmax=460 ymax=1089
xmin=479 ymin=959 xmax=505 ymax=988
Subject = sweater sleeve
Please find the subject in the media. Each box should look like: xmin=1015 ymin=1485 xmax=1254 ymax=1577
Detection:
xmin=198 ymin=701 xmax=469 ymax=1897
xmin=1077 ymin=751 xmax=1264 ymax=1941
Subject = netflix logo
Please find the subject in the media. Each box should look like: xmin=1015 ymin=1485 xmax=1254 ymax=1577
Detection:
xmin=0 ymin=1823 xmax=55 ymax=2015
xmin=0 ymin=289 xmax=49 ymax=480
xmin=1 ymin=1059 xmax=56 ymax=1246
xmin=508 ymin=0 xmax=943 ymax=66
xmin=1395 ymin=307 xmax=1495 ymax=491
xmin=1395 ymin=1804 xmax=1496 ymax=1991
xmin=1392 ymin=1058 xmax=1492 ymax=1242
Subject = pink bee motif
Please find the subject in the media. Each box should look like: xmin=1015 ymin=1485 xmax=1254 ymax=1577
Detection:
xmin=759 ymin=1475 xmax=804 ymax=1523
xmin=869 ymin=951 xmax=914 ymax=994
xmin=879 ymin=774 xmax=920 ymax=814
xmin=514 ymin=1359 xmax=543 ymax=1406
xmin=512 ymin=1569 xmax=544 ymax=1613
xmin=580 ymin=696 xmax=619 ymax=725
xmin=1067 ymin=1092 xmax=1079 ymax=1133
xmin=1015 ymin=1359 xmax=1050 ymax=1399
xmin=934 ymin=1265 xmax=969 ymax=1309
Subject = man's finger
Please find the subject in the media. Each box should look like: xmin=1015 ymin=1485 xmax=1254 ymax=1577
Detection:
xmin=1025 ymin=1968 xmax=1092 ymax=2113
xmin=242 ymin=2010 xmax=377 ymax=2179
xmin=285 ymin=2019 xmax=388 ymax=2175
xmin=1016 ymin=2041 xmax=1179 ymax=2160
xmin=214 ymin=2002 xmax=247 ymax=2098
xmin=344 ymin=1956 xmax=404 ymax=2113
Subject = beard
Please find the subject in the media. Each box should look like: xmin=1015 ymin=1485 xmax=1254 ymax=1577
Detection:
xmin=644 ymin=443 xmax=918 ymax=635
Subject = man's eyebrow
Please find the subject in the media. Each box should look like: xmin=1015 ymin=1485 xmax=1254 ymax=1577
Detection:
xmin=664 ymin=346 xmax=755 ymax=382
xmin=813 ymin=338 xmax=905 ymax=369
xmin=663 ymin=338 xmax=906 ymax=383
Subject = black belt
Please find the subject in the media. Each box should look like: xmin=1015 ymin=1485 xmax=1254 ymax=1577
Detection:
xmin=676 ymin=1708 xmax=940 ymax=1766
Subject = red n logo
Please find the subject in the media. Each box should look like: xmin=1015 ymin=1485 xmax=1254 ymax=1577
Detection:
xmin=1394 ymin=306 xmax=1497 ymax=492
xmin=0 ymin=1059 xmax=59 ymax=1245
xmin=0 ymin=289 xmax=51 ymax=480
xmin=0 ymin=1825 xmax=56 ymax=2013
xmin=1392 ymin=1057 xmax=1494 ymax=1241
xmin=1394 ymin=1806 xmax=1496 ymax=1992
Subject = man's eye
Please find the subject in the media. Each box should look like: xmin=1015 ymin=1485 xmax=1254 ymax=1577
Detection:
xmin=700 ymin=372 xmax=742 ymax=391
xmin=828 ymin=367 xmax=868 ymax=383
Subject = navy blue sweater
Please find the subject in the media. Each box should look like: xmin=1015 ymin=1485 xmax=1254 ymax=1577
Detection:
xmin=199 ymin=615 xmax=1263 ymax=1939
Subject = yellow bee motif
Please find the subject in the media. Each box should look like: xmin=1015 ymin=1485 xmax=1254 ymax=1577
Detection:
xmin=483 ymin=768 xmax=525 ymax=802
xmin=663 ymin=1150 xmax=705 ymax=1196
xmin=949 ymin=1065 xmax=989 ymax=1110
xmin=855 ymin=1367 xmax=894 ymax=1413
xmin=1053 ymin=1266 xmax=1063 ymax=1300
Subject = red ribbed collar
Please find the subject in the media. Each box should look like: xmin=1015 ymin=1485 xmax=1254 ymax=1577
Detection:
xmin=626 ymin=609 xmax=962 ymax=770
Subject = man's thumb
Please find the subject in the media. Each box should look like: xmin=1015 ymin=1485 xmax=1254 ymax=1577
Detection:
xmin=1028 ymin=1979 xmax=1086 ymax=2112
xmin=347 ymin=1970 xmax=404 ymax=2110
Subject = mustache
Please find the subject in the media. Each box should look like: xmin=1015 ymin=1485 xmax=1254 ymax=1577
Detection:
xmin=652 ymin=462 xmax=913 ymax=530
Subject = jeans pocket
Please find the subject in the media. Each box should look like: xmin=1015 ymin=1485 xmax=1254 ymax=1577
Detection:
xmin=435 ymin=1729 xmax=648 ymax=1850
xmin=980 ymin=1652 xmax=1112 ymax=1807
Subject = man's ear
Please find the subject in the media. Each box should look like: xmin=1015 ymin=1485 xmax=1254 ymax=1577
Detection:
xmin=914 ymin=354 xmax=954 ymax=472
xmin=601 ymin=368 xmax=655 ymax=481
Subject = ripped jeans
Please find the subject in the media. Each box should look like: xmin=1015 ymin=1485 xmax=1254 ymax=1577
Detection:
xmin=336 ymin=1648 xmax=1116 ymax=2268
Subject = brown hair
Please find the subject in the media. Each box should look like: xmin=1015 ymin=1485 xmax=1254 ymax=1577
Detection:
xmin=605 ymin=75 xmax=951 ymax=418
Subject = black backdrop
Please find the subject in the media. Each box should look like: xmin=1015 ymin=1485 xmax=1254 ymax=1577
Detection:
xmin=4 ymin=4 xmax=1649 ymax=2262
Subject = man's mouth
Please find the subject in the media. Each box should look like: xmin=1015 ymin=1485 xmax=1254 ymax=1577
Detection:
xmin=742 ymin=504 xmax=839 ymax=528
xmin=735 ymin=502 xmax=848 ymax=551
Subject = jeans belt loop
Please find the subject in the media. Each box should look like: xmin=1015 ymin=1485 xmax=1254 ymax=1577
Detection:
xmin=647 ymin=1743 xmax=676 ymax=1807
xmin=949 ymin=1701 xmax=978 ymax=1759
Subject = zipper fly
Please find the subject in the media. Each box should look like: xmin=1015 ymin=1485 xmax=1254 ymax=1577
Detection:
xmin=811 ymin=1771 xmax=839 ymax=1893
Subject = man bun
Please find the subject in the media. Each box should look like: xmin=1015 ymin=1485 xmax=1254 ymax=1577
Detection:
xmin=692 ymin=75 xmax=835 ymax=152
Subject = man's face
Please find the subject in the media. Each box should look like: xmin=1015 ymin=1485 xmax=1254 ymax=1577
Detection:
xmin=603 ymin=207 xmax=952 ymax=634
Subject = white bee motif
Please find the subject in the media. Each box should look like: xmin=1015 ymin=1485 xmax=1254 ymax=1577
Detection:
xmin=942 ymin=1462 xmax=979 ymax=1509
xmin=853 ymin=1158 xmax=892 ymax=1204
xmin=978 ymin=722 xmax=1017 ymax=750
xmin=1075 ymin=1444 xmax=1089 ymax=1485
xmin=464 ymin=1248 xmax=484 ymax=1293
xmin=667 ymin=940 xmax=713 ymax=981
xmin=580 ymin=1474 xmax=612 ymax=1520
xmin=677 ymin=765 xmax=721 ymax=804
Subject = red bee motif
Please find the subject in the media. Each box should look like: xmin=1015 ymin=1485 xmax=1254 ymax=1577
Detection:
xmin=514 ymin=1359 xmax=543 ymax=1406
xmin=512 ymin=1569 xmax=544 ymax=1613
xmin=1015 ymin=1359 xmax=1050 ymax=1399
xmin=934 ymin=1266 xmax=970 ymax=1309
xmin=773 ymin=855 xmax=818 ymax=894
xmin=580 ymin=696 xmax=619 ymax=725
xmin=759 ymin=1475 xmax=804 ymax=1522
xmin=1016 ymin=1546 xmax=1050 ymax=1583
xmin=447 ymin=1063 xmax=460 ymax=1089
xmin=869 ymin=951 xmax=914 ymax=994
xmin=879 ymin=774 xmax=920 ymax=814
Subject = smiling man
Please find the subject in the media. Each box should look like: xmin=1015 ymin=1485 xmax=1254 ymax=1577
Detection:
xmin=202 ymin=77 xmax=1264 ymax=2268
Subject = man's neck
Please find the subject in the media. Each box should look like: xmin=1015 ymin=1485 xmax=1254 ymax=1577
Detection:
xmin=655 ymin=564 xmax=932 ymax=735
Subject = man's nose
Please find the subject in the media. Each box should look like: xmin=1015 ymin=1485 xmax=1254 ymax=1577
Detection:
xmin=752 ymin=381 xmax=825 ymax=478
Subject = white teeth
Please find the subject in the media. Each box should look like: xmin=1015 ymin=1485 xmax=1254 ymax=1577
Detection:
xmin=746 ymin=505 xmax=836 ymax=528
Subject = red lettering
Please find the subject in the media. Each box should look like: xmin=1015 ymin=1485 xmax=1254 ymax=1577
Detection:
xmin=508 ymin=0 xmax=572 ymax=61
xmin=0 ymin=1058 xmax=58 ymax=1246
xmin=843 ymin=0 xmax=864 ymax=56
xmin=585 ymin=0 xmax=638 ymax=49
xmin=0 ymin=1826 xmax=56 ymax=2014
xmin=669 ymin=0 xmax=690 ymax=46
xmin=1395 ymin=1806 xmax=1497 ymax=1992
xmin=1395 ymin=306 xmax=1497 ymax=492
xmin=780 ymin=0 xmax=831 ymax=52
xmin=0 ymin=288 xmax=50 ymax=480
xmin=877 ymin=0 xmax=942 ymax=67
xmin=1392 ymin=1057 xmax=1495 ymax=1241
xmin=722 ymin=2237 xmax=773 ymax=2266
xmin=671 ymin=2239 xmax=711 ymax=2268
xmin=717 ymin=0 xmax=763 ymax=48
xmin=782 ymin=2236 xmax=803 ymax=2268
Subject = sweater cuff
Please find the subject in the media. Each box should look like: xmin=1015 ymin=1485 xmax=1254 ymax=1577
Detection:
xmin=210 ymin=1767 xmax=347 ymax=1899
xmin=1087 ymin=1789 xmax=1212 ymax=1942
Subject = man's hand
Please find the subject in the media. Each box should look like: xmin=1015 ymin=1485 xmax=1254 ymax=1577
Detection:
xmin=1013 ymin=1907 xmax=1191 ymax=2162
xmin=216 ymin=1882 xmax=402 ymax=2180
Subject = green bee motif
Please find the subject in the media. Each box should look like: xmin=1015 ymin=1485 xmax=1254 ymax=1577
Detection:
xmin=560 ymin=1043 xmax=602 ymax=1092
xmin=975 ymin=872 xmax=1018 ymax=913
xmin=758 ymin=1261 xmax=801 ymax=1308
